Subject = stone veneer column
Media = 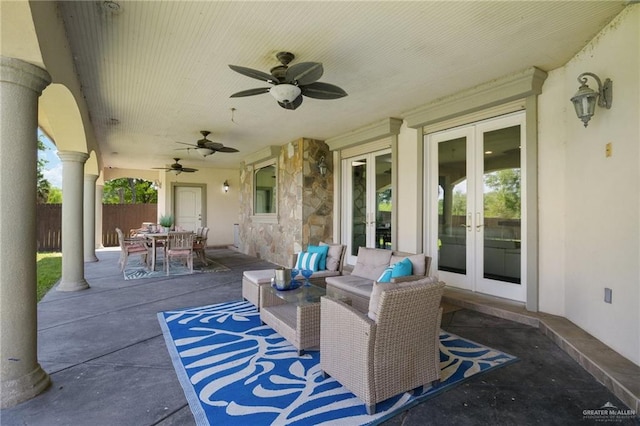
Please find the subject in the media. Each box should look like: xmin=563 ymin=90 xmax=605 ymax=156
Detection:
xmin=0 ymin=57 xmax=52 ymax=407
xmin=84 ymin=174 xmax=99 ymax=262
xmin=57 ymin=151 xmax=90 ymax=291
xmin=95 ymin=183 xmax=104 ymax=249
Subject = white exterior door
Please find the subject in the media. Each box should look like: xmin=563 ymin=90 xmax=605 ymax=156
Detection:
xmin=342 ymin=150 xmax=393 ymax=264
xmin=174 ymin=186 xmax=202 ymax=232
xmin=426 ymin=112 xmax=526 ymax=301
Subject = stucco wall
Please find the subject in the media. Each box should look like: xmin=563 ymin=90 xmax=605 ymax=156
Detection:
xmin=161 ymin=166 xmax=240 ymax=246
xmin=538 ymin=5 xmax=639 ymax=365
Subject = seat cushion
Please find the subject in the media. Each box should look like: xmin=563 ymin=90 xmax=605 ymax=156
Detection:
xmin=368 ymin=276 xmax=439 ymax=321
xmin=325 ymin=274 xmax=374 ymax=299
xmin=243 ymin=269 xmax=275 ymax=284
xmin=351 ymin=247 xmax=393 ymax=280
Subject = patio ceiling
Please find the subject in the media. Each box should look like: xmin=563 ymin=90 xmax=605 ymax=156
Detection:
xmin=51 ymin=1 xmax=625 ymax=171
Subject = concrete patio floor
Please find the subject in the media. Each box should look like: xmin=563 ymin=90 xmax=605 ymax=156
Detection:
xmin=2 ymin=248 xmax=638 ymax=425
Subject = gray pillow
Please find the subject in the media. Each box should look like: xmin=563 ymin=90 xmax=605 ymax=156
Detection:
xmin=320 ymin=242 xmax=345 ymax=271
xmin=351 ymin=247 xmax=392 ymax=280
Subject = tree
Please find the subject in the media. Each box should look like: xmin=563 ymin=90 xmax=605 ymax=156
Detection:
xmin=103 ymin=178 xmax=157 ymax=204
xmin=484 ymin=169 xmax=520 ymax=219
xmin=37 ymin=138 xmax=52 ymax=203
xmin=47 ymin=187 xmax=63 ymax=204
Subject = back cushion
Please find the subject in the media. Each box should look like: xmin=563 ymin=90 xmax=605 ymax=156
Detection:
xmin=320 ymin=242 xmax=345 ymax=272
xmin=351 ymin=247 xmax=393 ymax=280
xmin=367 ymin=275 xmax=440 ymax=321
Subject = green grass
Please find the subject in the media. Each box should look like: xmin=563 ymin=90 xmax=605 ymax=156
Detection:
xmin=37 ymin=252 xmax=62 ymax=302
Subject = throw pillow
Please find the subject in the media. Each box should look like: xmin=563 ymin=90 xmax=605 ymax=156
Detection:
xmin=391 ymin=257 xmax=413 ymax=278
xmin=377 ymin=266 xmax=394 ymax=283
xmin=320 ymin=242 xmax=344 ymax=272
xmin=307 ymin=245 xmax=330 ymax=270
xmin=296 ymin=252 xmax=320 ymax=272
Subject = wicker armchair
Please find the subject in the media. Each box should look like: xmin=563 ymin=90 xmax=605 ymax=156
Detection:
xmin=320 ymin=279 xmax=445 ymax=415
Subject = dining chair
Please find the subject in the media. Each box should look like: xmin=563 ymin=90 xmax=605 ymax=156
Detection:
xmin=164 ymin=232 xmax=195 ymax=275
xmin=115 ymin=227 xmax=149 ymax=271
xmin=193 ymin=227 xmax=209 ymax=265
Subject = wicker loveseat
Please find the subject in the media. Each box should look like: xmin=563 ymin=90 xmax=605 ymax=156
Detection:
xmin=242 ymin=243 xmax=346 ymax=310
xmin=320 ymin=278 xmax=445 ymax=414
xmin=325 ymin=247 xmax=432 ymax=313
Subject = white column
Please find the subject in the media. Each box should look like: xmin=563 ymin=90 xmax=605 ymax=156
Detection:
xmin=95 ymin=183 xmax=104 ymax=249
xmin=57 ymin=151 xmax=90 ymax=291
xmin=0 ymin=57 xmax=51 ymax=407
xmin=84 ymin=174 xmax=98 ymax=262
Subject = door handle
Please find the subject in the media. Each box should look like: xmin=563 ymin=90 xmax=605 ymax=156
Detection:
xmin=476 ymin=212 xmax=483 ymax=232
xmin=464 ymin=213 xmax=472 ymax=231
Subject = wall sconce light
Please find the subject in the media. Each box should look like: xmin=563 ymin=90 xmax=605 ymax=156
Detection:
xmin=570 ymin=72 xmax=612 ymax=127
xmin=317 ymin=156 xmax=328 ymax=176
xmin=223 ymin=180 xmax=230 ymax=193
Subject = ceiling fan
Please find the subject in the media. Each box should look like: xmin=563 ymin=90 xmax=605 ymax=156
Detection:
xmin=229 ymin=51 xmax=347 ymax=110
xmin=175 ymin=131 xmax=239 ymax=157
xmin=152 ymin=158 xmax=198 ymax=175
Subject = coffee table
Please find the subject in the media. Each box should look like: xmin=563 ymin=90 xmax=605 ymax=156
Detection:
xmin=259 ymin=282 xmax=328 ymax=355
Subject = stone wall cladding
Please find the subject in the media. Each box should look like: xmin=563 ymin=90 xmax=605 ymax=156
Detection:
xmin=238 ymin=138 xmax=334 ymax=266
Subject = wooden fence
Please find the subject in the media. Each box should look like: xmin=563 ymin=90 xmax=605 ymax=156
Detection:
xmin=36 ymin=204 xmax=157 ymax=251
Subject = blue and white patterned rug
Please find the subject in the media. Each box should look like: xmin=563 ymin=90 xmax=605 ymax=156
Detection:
xmin=158 ymin=301 xmax=517 ymax=426
xmin=124 ymin=256 xmax=229 ymax=280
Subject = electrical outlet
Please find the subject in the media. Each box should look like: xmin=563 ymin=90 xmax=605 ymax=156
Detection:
xmin=606 ymin=142 xmax=612 ymax=157
xmin=604 ymin=288 xmax=612 ymax=304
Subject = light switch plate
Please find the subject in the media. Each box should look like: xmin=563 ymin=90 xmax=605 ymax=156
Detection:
xmin=606 ymin=142 xmax=612 ymax=157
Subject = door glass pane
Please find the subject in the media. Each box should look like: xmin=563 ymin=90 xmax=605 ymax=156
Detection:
xmin=375 ymin=153 xmax=392 ymax=249
xmin=438 ymin=137 xmax=467 ymax=274
xmin=351 ymin=159 xmax=367 ymax=256
xmin=482 ymin=125 xmax=521 ymax=284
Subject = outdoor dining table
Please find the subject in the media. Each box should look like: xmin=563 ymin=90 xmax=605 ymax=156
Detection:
xmin=136 ymin=232 xmax=168 ymax=272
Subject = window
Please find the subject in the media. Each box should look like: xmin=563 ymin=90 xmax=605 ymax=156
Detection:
xmin=254 ymin=161 xmax=277 ymax=215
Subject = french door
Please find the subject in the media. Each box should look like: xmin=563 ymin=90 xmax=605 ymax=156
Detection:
xmin=343 ymin=150 xmax=393 ymax=264
xmin=426 ymin=112 xmax=526 ymax=301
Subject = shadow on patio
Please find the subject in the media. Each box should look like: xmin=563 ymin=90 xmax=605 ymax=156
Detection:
xmin=2 ymin=248 xmax=636 ymax=425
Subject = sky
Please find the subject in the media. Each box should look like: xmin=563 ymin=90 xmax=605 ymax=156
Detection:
xmin=38 ymin=129 xmax=62 ymax=188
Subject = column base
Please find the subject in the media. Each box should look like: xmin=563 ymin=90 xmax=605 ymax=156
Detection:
xmin=0 ymin=364 xmax=50 ymax=408
xmin=56 ymin=278 xmax=90 ymax=292
xmin=84 ymin=255 xmax=99 ymax=263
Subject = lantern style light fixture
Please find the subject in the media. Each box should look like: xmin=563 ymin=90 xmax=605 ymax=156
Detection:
xmin=317 ymin=156 xmax=328 ymax=176
xmin=223 ymin=180 xmax=230 ymax=193
xmin=570 ymin=72 xmax=612 ymax=127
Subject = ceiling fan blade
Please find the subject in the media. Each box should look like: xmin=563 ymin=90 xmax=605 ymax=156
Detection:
xmin=230 ymin=87 xmax=271 ymax=98
xmin=151 ymin=167 xmax=171 ymax=170
xmin=216 ymin=146 xmax=239 ymax=153
xmin=301 ymin=82 xmax=348 ymax=99
xmin=285 ymin=62 xmax=323 ymax=85
xmin=278 ymin=94 xmax=303 ymax=110
xmin=203 ymin=141 xmax=224 ymax=150
xmin=228 ymin=65 xmax=275 ymax=82
xmin=181 ymin=167 xmax=198 ymax=173
xmin=175 ymin=141 xmax=198 ymax=147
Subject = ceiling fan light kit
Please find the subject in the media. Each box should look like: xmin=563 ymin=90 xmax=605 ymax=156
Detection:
xmin=229 ymin=51 xmax=347 ymax=110
xmin=270 ymin=84 xmax=301 ymax=104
